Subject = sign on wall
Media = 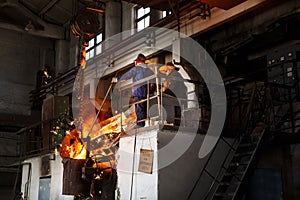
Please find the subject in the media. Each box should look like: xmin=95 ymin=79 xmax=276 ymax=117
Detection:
xmin=138 ymin=149 xmax=154 ymax=174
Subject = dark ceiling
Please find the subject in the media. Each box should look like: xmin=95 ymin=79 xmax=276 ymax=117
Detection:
xmin=0 ymin=0 xmax=250 ymax=39
xmin=121 ymin=0 xmax=247 ymax=10
xmin=0 ymin=0 xmax=84 ymax=39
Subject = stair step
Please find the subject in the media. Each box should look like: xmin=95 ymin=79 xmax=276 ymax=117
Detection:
xmin=234 ymin=151 xmax=253 ymax=157
xmin=219 ymin=182 xmax=230 ymax=186
xmin=238 ymin=143 xmax=254 ymax=148
xmin=214 ymin=192 xmax=226 ymax=197
xmin=229 ymin=161 xmax=249 ymax=168
xmin=240 ymin=137 xmax=254 ymax=144
xmin=236 ymin=145 xmax=255 ymax=153
xmin=211 ymin=124 xmax=266 ymax=200
xmin=214 ymin=192 xmax=235 ymax=197
xmin=218 ymin=181 xmax=240 ymax=187
xmin=225 ymin=171 xmax=244 ymax=177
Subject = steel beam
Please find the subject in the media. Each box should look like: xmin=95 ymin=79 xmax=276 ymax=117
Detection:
xmin=0 ymin=1 xmax=65 ymax=39
xmin=86 ymin=0 xmax=269 ymax=77
xmin=39 ymin=0 xmax=60 ymax=15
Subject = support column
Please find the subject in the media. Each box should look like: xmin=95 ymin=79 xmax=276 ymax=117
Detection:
xmin=104 ymin=0 xmax=122 ymax=48
xmin=55 ymin=40 xmax=70 ymax=76
xmin=150 ymin=9 xmax=161 ymax=25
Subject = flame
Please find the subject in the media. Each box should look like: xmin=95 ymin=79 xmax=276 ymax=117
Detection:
xmin=88 ymin=110 xmax=136 ymax=157
xmin=60 ymin=129 xmax=87 ymax=159
xmin=60 ymin=102 xmax=137 ymax=160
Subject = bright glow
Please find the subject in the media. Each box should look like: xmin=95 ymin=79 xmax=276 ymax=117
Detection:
xmin=136 ymin=7 xmax=150 ymax=32
xmin=96 ymin=33 xmax=103 ymax=44
xmin=137 ymin=20 xmax=144 ymax=31
xmin=90 ymin=49 xmax=94 ymax=59
xmin=60 ymin=129 xmax=87 ymax=160
xmin=162 ymin=10 xmax=171 ymax=18
xmin=96 ymin=44 xmax=102 ymax=55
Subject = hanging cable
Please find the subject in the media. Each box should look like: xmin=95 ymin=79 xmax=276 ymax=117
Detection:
xmin=167 ymin=0 xmax=180 ymax=33
xmin=129 ymin=128 xmax=138 ymax=200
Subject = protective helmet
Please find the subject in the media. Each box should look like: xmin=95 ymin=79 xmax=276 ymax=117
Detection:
xmin=159 ymin=62 xmax=180 ymax=74
xmin=134 ymin=54 xmax=150 ymax=65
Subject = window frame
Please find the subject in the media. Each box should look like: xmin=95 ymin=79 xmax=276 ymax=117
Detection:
xmin=86 ymin=32 xmax=104 ymax=60
xmin=135 ymin=6 xmax=151 ymax=32
xmin=162 ymin=10 xmax=172 ymax=18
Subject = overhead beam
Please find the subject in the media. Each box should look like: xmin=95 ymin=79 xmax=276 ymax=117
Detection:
xmin=0 ymin=1 xmax=65 ymax=39
xmin=105 ymin=0 xmax=270 ymax=74
xmin=181 ymin=0 xmax=270 ymax=36
xmin=205 ymin=0 xmax=300 ymax=55
xmin=39 ymin=0 xmax=60 ymax=15
xmin=0 ymin=21 xmax=64 ymax=39
xmin=200 ymin=0 xmax=247 ymax=10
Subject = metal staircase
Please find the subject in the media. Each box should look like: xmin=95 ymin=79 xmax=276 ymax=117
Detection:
xmin=211 ymin=123 xmax=266 ymax=200
xmin=209 ymin=82 xmax=267 ymax=200
xmin=267 ymin=82 xmax=300 ymax=139
xmin=187 ymin=81 xmax=268 ymax=200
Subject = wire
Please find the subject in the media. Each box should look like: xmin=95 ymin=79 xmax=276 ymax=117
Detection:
xmin=129 ymin=128 xmax=138 ymax=200
xmin=167 ymin=0 xmax=180 ymax=33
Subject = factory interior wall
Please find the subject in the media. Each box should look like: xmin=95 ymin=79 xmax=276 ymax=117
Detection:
xmin=0 ymin=131 xmax=19 ymax=166
xmin=21 ymin=157 xmax=40 ymax=200
xmin=0 ymin=27 xmax=56 ymax=199
xmin=291 ymin=144 xmax=300 ymax=199
xmin=158 ymin=132 xmax=207 ymax=200
xmin=158 ymin=132 xmax=235 ymax=200
xmin=2 ymin=1 xmax=299 ymax=199
xmin=0 ymin=170 xmax=18 ymax=200
xmin=49 ymin=154 xmax=74 ymax=200
xmin=251 ymin=143 xmax=300 ymax=200
xmin=0 ymin=131 xmax=19 ymax=199
xmin=0 ymin=28 xmax=55 ymax=116
xmin=122 ymin=2 xmax=135 ymax=38
xmin=117 ymin=128 xmax=159 ymax=200
xmin=21 ymin=154 xmax=74 ymax=200
xmin=117 ymin=126 xmax=235 ymax=200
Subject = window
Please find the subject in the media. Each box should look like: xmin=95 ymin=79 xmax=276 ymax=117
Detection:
xmin=86 ymin=33 xmax=103 ymax=60
xmin=162 ymin=10 xmax=171 ymax=18
xmin=135 ymin=7 xmax=150 ymax=32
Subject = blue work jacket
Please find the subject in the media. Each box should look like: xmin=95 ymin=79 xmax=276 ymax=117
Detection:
xmin=119 ymin=64 xmax=154 ymax=97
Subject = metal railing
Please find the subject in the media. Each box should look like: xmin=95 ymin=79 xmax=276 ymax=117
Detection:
xmin=16 ymin=116 xmax=69 ymax=159
xmin=187 ymin=81 xmax=267 ymax=199
xmin=19 ymin=69 xmax=209 ymax=158
xmin=115 ymin=69 xmax=207 ymax=129
xmin=267 ymin=81 xmax=300 ymax=134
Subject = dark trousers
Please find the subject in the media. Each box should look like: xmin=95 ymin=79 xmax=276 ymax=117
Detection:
xmin=134 ymin=96 xmax=147 ymax=127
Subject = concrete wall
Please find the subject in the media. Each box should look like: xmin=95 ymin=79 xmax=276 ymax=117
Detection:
xmin=55 ymin=40 xmax=71 ymax=76
xmin=117 ymin=127 xmax=158 ymax=200
xmin=255 ymin=143 xmax=300 ymax=200
xmin=158 ymin=131 xmax=234 ymax=200
xmin=0 ymin=132 xmax=19 ymax=166
xmin=21 ymin=157 xmax=40 ymax=199
xmin=122 ymin=2 xmax=135 ymax=39
xmin=291 ymin=144 xmax=300 ymax=200
xmin=117 ymin=125 xmax=233 ymax=200
xmin=0 ymin=28 xmax=55 ymax=116
xmin=0 ymin=168 xmax=19 ymax=200
xmin=21 ymin=154 xmax=73 ymax=200
xmin=157 ymin=131 xmax=206 ymax=200
xmin=69 ymin=35 xmax=79 ymax=70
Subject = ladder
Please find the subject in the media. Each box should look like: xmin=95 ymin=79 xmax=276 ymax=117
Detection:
xmin=187 ymin=81 xmax=267 ymax=200
xmin=208 ymin=82 xmax=267 ymax=200
xmin=210 ymin=123 xmax=266 ymax=200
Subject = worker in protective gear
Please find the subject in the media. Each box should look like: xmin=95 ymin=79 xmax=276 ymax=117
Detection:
xmin=159 ymin=62 xmax=187 ymax=99
xmin=118 ymin=54 xmax=154 ymax=127
xmin=159 ymin=62 xmax=187 ymax=126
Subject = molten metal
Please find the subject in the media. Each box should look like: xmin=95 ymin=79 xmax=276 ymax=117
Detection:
xmin=60 ymin=129 xmax=87 ymax=159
